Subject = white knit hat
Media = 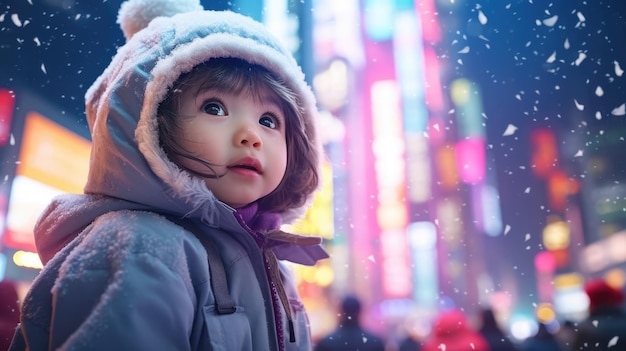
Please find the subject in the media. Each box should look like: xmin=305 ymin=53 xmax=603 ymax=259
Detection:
xmin=84 ymin=0 xmax=321 ymax=224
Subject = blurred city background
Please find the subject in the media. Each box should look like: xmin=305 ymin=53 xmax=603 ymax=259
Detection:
xmin=1 ymin=0 xmax=626 ymax=348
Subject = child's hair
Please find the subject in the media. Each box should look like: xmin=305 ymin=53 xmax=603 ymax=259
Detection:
xmin=158 ymin=57 xmax=319 ymax=213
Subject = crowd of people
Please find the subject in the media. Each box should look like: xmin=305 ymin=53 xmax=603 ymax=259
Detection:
xmin=1 ymin=256 xmax=624 ymax=351
xmin=3 ymin=278 xmax=625 ymax=350
xmin=313 ymin=278 xmax=626 ymax=351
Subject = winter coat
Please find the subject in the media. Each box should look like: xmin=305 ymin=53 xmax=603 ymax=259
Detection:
xmin=9 ymin=1 xmax=327 ymax=350
xmin=11 ymin=196 xmax=325 ymax=351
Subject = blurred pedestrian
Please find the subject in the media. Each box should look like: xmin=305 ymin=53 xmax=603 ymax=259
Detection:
xmin=478 ymin=308 xmax=518 ymax=351
xmin=0 ymin=280 xmax=19 ymax=350
xmin=314 ymin=294 xmax=386 ymax=351
xmin=421 ymin=309 xmax=490 ymax=351
xmin=9 ymin=0 xmax=328 ymax=349
xmin=519 ymin=322 xmax=561 ymax=351
xmin=397 ymin=314 xmax=426 ymax=351
xmin=398 ymin=335 xmax=422 ymax=351
xmin=554 ymin=320 xmax=576 ymax=351
xmin=572 ymin=279 xmax=626 ymax=350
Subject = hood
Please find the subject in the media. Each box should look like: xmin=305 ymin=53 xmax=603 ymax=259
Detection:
xmin=84 ymin=0 xmax=322 ymax=226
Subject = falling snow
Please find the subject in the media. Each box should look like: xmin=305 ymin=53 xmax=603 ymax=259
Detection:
xmin=503 ymin=124 xmax=518 ymax=136
xmin=478 ymin=10 xmax=488 ymax=25
xmin=575 ymin=100 xmax=584 ymax=111
xmin=574 ymin=52 xmax=587 ymax=66
xmin=11 ymin=14 xmax=22 ymax=27
xmin=615 ymin=61 xmax=624 ymax=76
xmin=542 ymin=15 xmax=558 ymax=27
xmin=611 ymin=104 xmax=626 ymax=116
xmin=595 ymin=86 xmax=604 ymax=97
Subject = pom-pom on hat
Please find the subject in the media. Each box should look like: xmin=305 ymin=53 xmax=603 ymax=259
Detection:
xmin=584 ymin=279 xmax=624 ymax=311
xmin=117 ymin=0 xmax=203 ymax=40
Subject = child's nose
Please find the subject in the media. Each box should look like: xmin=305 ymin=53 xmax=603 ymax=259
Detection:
xmin=234 ymin=125 xmax=262 ymax=149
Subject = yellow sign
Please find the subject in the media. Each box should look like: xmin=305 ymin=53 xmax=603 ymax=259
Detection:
xmin=17 ymin=112 xmax=91 ymax=193
xmin=291 ymin=161 xmax=334 ymax=239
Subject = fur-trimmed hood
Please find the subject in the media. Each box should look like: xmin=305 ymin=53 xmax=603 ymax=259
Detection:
xmin=83 ymin=0 xmax=321 ymax=226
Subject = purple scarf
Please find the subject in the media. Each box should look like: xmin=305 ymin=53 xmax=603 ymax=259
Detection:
xmin=235 ymin=202 xmax=329 ymax=266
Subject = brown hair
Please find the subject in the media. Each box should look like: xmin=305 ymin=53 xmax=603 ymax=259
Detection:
xmin=157 ymin=57 xmax=319 ymax=213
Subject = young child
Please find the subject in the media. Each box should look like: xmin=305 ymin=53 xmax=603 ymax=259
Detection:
xmin=10 ymin=0 xmax=328 ymax=350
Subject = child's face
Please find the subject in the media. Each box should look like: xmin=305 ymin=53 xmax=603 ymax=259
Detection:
xmin=173 ymin=86 xmax=288 ymax=209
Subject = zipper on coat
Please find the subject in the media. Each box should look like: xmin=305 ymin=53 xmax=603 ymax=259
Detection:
xmin=234 ymin=212 xmax=292 ymax=350
xmin=288 ymin=319 xmax=295 ymax=342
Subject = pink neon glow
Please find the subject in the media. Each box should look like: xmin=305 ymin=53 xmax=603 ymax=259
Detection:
xmin=455 ymin=137 xmax=486 ymax=184
xmin=535 ymin=251 xmax=557 ymax=273
xmin=423 ymin=47 xmax=444 ymax=111
xmin=415 ymin=0 xmax=441 ymax=42
xmin=0 ymin=89 xmax=15 ymax=145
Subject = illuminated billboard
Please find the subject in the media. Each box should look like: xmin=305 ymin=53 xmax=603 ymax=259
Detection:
xmin=3 ymin=112 xmax=90 ymax=258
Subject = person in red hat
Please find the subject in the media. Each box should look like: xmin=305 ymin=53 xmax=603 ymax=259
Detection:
xmin=421 ymin=309 xmax=490 ymax=351
xmin=572 ymin=279 xmax=626 ymax=350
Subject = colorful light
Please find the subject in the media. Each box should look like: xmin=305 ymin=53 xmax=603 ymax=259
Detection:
xmin=530 ymin=128 xmax=558 ymax=179
xmin=364 ymin=0 xmax=395 ymax=41
xmin=371 ymin=80 xmax=411 ymax=298
xmin=455 ymin=137 xmax=486 ymax=184
xmin=0 ymin=89 xmax=15 ymax=146
xmin=13 ymin=250 xmax=42 ymax=269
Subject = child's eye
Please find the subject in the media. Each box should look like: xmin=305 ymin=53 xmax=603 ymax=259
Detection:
xmin=259 ymin=114 xmax=278 ymax=129
xmin=202 ymin=101 xmax=226 ymax=116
